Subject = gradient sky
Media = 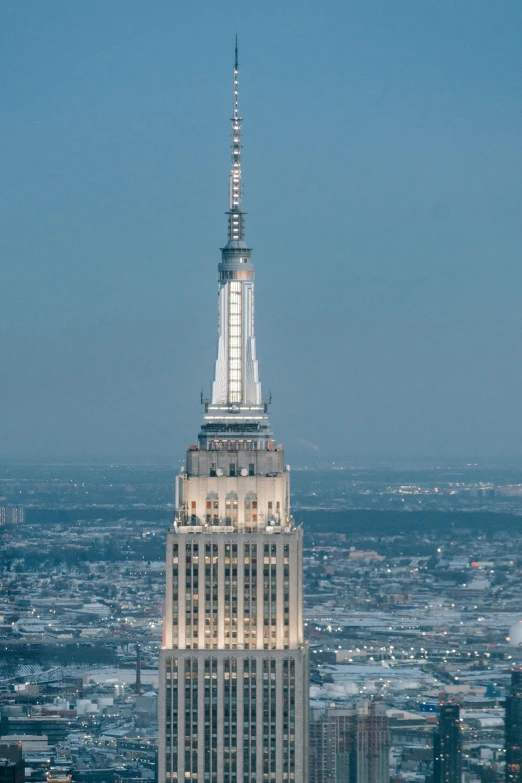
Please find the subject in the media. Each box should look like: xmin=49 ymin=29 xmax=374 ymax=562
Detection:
xmin=1 ymin=1 xmax=521 ymax=461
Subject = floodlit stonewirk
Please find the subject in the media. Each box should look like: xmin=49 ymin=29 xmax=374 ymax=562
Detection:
xmin=158 ymin=40 xmax=309 ymax=783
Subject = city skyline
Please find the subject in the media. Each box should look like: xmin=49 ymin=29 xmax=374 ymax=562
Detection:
xmin=1 ymin=2 xmax=522 ymax=460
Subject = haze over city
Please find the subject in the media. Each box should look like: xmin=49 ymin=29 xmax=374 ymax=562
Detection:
xmin=1 ymin=1 xmax=522 ymax=461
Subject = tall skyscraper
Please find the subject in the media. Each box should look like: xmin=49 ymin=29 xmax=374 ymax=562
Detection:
xmin=506 ymin=668 xmax=522 ymax=783
xmin=158 ymin=42 xmax=309 ymax=783
xmin=309 ymin=700 xmax=389 ymax=783
xmin=309 ymin=707 xmax=336 ymax=783
xmin=433 ymin=703 xmax=461 ymax=783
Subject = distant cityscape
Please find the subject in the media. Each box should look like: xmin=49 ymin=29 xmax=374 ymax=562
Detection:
xmin=2 ymin=462 xmax=522 ymax=781
xmin=5 ymin=459 xmax=522 ymax=513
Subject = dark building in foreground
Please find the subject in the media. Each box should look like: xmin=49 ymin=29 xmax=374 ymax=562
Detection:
xmin=0 ymin=743 xmax=24 ymax=783
xmin=433 ymin=703 xmax=461 ymax=783
xmin=2 ymin=716 xmax=69 ymax=745
xmin=310 ymin=708 xmax=336 ymax=783
xmin=506 ymin=669 xmax=522 ymax=783
xmin=310 ymin=700 xmax=389 ymax=783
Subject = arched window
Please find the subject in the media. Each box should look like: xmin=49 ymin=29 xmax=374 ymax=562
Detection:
xmin=244 ymin=491 xmax=257 ymax=531
xmin=225 ymin=491 xmax=238 ymax=527
xmin=206 ymin=492 xmax=219 ymax=526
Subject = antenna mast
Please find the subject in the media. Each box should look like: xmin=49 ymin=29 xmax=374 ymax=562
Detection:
xmin=228 ymin=35 xmax=244 ymax=241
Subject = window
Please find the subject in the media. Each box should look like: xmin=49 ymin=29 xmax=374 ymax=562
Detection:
xmin=210 ymin=463 xmax=217 ymax=477
xmin=249 ymin=463 xmax=255 ymax=476
xmin=229 ymin=463 xmax=236 ymax=477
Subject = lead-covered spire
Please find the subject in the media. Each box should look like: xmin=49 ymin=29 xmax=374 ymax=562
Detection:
xmin=228 ymin=35 xmax=244 ymax=242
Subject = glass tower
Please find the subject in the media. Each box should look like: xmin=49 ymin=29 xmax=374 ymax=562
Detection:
xmin=433 ymin=703 xmax=461 ymax=783
xmin=158 ymin=41 xmax=309 ymax=783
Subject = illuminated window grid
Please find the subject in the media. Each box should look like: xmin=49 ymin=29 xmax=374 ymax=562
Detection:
xmin=228 ymin=281 xmax=243 ymax=402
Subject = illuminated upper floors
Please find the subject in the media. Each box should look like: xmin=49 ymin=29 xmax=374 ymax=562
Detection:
xmin=164 ymin=529 xmax=304 ymax=652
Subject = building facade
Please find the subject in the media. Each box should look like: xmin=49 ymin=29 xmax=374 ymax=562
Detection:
xmin=0 ymin=743 xmax=24 ymax=783
xmin=309 ymin=701 xmax=389 ymax=783
xmin=506 ymin=669 xmax=522 ymax=783
xmin=433 ymin=703 xmax=461 ymax=783
xmin=0 ymin=508 xmax=24 ymax=527
xmin=158 ymin=43 xmax=309 ymax=783
xmin=309 ymin=707 xmax=336 ymax=783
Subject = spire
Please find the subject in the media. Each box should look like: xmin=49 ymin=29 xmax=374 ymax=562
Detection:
xmin=203 ymin=35 xmax=267 ymax=435
xmin=228 ymin=36 xmax=244 ymax=243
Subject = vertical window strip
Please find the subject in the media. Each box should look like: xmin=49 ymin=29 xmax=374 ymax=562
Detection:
xmin=243 ymin=659 xmax=257 ymax=782
xmin=290 ymin=658 xmax=296 ymax=778
xmin=270 ymin=658 xmax=276 ymax=780
xmin=183 ymin=658 xmax=198 ymax=778
xmin=228 ymin=281 xmax=243 ymax=403
xmin=172 ymin=544 xmax=179 ymax=646
xmin=166 ymin=656 xmax=178 ymax=779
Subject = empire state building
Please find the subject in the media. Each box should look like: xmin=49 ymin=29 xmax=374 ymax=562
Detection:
xmin=158 ymin=43 xmax=309 ymax=783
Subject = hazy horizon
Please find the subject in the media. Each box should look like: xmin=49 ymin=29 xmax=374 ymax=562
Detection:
xmin=3 ymin=453 xmax=522 ymax=471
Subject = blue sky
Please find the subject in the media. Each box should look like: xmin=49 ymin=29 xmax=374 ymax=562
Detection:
xmin=1 ymin=1 xmax=521 ymax=460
